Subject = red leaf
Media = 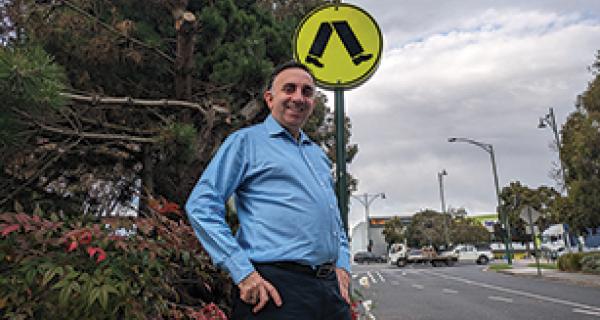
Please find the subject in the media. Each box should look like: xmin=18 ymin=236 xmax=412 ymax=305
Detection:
xmin=67 ymin=241 xmax=78 ymax=252
xmin=86 ymin=247 xmax=107 ymax=263
xmin=79 ymin=231 xmax=92 ymax=245
xmin=96 ymin=248 xmax=107 ymax=263
xmin=1 ymin=224 xmax=20 ymax=237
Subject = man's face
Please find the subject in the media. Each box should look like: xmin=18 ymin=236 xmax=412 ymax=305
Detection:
xmin=264 ymin=67 xmax=316 ymax=136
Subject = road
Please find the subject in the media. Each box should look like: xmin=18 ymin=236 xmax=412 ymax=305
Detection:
xmin=351 ymin=262 xmax=600 ymax=320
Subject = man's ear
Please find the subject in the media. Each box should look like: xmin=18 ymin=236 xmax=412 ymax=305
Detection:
xmin=263 ymin=90 xmax=273 ymax=110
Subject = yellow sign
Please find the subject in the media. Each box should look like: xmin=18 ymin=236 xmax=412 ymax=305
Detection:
xmin=293 ymin=3 xmax=382 ymax=89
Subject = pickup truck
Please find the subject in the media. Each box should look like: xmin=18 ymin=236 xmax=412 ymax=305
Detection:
xmin=440 ymin=244 xmax=493 ymax=265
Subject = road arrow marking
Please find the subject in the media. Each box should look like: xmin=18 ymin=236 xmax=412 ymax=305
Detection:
xmin=488 ymin=296 xmax=513 ymax=303
xmin=411 ymin=284 xmax=424 ymax=290
xmin=443 ymin=288 xmax=458 ymax=294
xmin=572 ymin=308 xmax=600 ymax=317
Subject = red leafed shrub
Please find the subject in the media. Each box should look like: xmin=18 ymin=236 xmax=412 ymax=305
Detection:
xmin=0 ymin=208 xmax=231 ymax=319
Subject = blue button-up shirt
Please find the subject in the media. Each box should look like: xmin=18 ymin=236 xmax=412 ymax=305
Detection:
xmin=185 ymin=115 xmax=350 ymax=284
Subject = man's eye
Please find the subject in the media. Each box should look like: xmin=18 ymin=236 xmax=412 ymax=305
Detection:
xmin=302 ymin=86 xmax=314 ymax=98
xmin=283 ymin=84 xmax=297 ymax=94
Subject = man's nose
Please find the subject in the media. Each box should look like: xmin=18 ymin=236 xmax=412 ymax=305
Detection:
xmin=289 ymin=87 xmax=305 ymax=101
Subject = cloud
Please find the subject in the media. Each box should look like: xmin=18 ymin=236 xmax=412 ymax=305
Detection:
xmin=340 ymin=3 xmax=600 ymax=230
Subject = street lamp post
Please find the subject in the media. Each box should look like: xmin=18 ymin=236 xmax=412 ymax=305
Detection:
xmin=448 ymin=137 xmax=513 ymax=264
xmin=539 ymin=107 xmax=571 ymax=252
xmin=438 ymin=169 xmax=450 ymax=246
xmin=538 ymin=107 xmax=567 ymax=190
xmin=351 ymin=193 xmax=385 ymax=252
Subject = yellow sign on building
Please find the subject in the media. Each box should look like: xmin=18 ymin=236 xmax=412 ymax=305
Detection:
xmin=293 ymin=3 xmax=382 ymax=89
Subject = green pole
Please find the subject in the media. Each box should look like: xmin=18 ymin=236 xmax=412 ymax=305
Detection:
xmin=335 ymin=88 xmax=348 ymax=233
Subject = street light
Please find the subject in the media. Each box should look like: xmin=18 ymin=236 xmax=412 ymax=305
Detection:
xmin=351 ymin=192 xmax=386 ymax=252
xmin=539 ymin=107 xmax=571 ymax=252
xmin=448 ymin=137 xmax=513 ymax=264
xmin=438 ymin=169 xmax=450 ymax=246
xmin=538 ymin=107 xmax=567 ymax=191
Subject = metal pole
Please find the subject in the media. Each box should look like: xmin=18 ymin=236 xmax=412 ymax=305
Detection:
xmin=364 ymin=194 xmax=371 ymax=251
xmin=438 ymin=170 xmax=449 ymax=245
xmin=489 ymin=145 xmax=513 ymax=264
xmin=448 ymin=137 xmax=512 ymax=264
xmin=334 ymin=88 xmax=348 ymax=233
xmin=548 ymin=108 xmax=568 ymax=187
xmin=528 ymin=207 xmax=542 ymax=277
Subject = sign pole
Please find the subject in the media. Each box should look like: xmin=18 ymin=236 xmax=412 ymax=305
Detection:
xmin=527 ymin=207 xmax=542 ymax=277
xmin=335 ymin=88 xmax=348 ymax=233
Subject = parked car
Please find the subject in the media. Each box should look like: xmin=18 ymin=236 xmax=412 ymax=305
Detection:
xmin=353 ymin=251 xmax=386 ymax=264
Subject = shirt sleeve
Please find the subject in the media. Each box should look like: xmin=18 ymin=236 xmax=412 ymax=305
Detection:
xmin=185 ymin=132 xmax=254 ymax=284
xmin=335 ymin=213 xmax=352 ymax=273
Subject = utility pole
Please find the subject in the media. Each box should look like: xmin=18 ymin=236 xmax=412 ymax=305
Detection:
xmin=351 ymin=193 xmax=385 ymax=252
xmin=438 ymin=169 xmax=450 ymax=246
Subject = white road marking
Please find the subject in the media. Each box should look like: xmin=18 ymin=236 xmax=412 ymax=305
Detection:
xmin=367 ymin=271 xmax=377 ymax=284
xmin=443 ymin=288 xmax=458 ymax=294
xmin=376 ymin=272 xmax=386 ymax=283
xmin=422 ymin=270 xmax=600 ymax=313
xmin=412 ymin=284 xmax=424 ymax=290
xmin=573 ymin=308 xmax=600 ymax=317
xmin=390 ymin=280 xmax=400 ymax=285
xmin=488 ymin=296 xmax=513 ymax=303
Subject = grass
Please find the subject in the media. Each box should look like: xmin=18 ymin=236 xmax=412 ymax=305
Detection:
xmin=489 ymin=263 xmax=513 ymax=271
xmin=527 ymin=263 xmax=558 ymax=269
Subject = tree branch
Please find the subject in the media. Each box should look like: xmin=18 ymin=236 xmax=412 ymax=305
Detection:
xmin=60 ymin=92 xmax=229 ymax=115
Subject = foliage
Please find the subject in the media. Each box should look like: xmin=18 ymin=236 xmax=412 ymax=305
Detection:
xmin=449 ymin=216 xmax=491 ymax=245
xmin=382 ymin=216 xmax=405 ymax=245
xmin=557 ymin=252 xmax=586 ymax=272
xmin=559 ymin=51 xmax=600 ymax=232
xmin=498 ymin=181 xmax=562 ymax=242
xmin=404 ymin=209 xmax=490 ymax=248
xmin=405 ymin=209 xmax=448 ymax=248
xmin=580 ymin=253 xmax=600 ymax=274
xmin=1 ymin=0 xmax=359 ymax=218
xmin=0 ymin=206 xmax=230 ymax=319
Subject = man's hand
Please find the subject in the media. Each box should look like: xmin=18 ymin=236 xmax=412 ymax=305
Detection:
xmin=238 ymin=271 xmax=282 ymax=313
xmin=335 ymin=268 xmax=351 ymax=304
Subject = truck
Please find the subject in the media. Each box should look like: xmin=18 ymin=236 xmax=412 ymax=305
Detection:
xmin=388 ymin=243 xmax=458 ymax=267
xmin=540 ymin=224 xmax=600 ymax=257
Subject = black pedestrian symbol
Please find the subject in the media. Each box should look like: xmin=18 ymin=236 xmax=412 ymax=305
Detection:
xmin=306 ymin=21 xmax=373 ymax=68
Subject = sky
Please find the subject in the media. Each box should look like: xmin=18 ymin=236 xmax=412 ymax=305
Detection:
xmin=327 ymin=1 xmax=600 ymax=232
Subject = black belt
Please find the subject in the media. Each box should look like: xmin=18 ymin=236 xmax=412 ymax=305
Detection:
xmin=257 ymin=261 xmax=335 ymax=278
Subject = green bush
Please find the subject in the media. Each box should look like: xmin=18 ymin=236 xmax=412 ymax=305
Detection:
xmin=557 ymin=252 xmax=586 ymax=271
xmin=0 ymin=206 xmax=231 ymax=319
xmin=580 ymin=253 xmax=600 ymax=274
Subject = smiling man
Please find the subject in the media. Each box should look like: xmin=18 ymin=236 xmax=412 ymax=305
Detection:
xmin=186 ymin=61 xmax=351 ymax=319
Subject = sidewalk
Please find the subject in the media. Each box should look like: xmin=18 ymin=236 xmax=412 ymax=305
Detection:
xmin=491 ymin=258 xmax=600 ymax=288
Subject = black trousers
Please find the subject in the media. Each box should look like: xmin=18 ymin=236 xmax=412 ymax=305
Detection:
xmin=231 ymin=264 xmax=351 ymax=320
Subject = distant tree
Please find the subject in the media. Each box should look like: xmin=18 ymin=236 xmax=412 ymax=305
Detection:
xmin=498 ymin=181 xmax=562 ymax=242
xmin=449 ymin=216 xmax=490 ymax=245
xmin=382 ymin=216 xmax=405 ymax=246
xmin=405 ymin=209 xmax=447 ymax=248
xmin=559 ymin=51 xmax=600 ymax=232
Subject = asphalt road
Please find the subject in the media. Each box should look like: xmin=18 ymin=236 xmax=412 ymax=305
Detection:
xmin=351 ymin=262 xmax=600 ymax=320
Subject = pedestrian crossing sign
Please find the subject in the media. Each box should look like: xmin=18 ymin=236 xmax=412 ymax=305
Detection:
xmin=293 ymin=3 xmax=382 ymax=89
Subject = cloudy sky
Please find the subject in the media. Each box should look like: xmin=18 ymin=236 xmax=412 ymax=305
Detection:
xmin=328 ymin=1 xmax=600 ymax=231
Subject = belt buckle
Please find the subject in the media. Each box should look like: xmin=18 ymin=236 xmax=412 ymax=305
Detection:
xmin=316 ymin=263 xmax=334 ymax=278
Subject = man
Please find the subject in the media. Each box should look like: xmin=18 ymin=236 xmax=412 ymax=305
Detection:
xmin=185 ymin=61 xmax=351 ymax=319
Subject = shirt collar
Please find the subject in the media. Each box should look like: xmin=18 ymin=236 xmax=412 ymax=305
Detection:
xmin=265 ymin=115 xmax=311 ymax=144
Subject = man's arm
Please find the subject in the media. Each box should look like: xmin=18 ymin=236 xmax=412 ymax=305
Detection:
xmin=185 ymin=133 xmax=254 ymax=284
